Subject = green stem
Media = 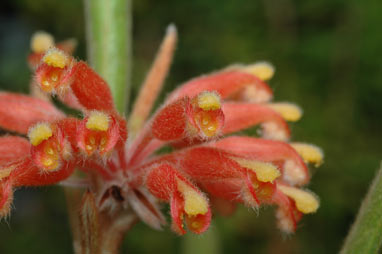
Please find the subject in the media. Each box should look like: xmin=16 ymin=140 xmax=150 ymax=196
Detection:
xmin=340 ymin=164 xmax=382 ymax=254
xmin=85 ymin=0 xmax=132 ymax=114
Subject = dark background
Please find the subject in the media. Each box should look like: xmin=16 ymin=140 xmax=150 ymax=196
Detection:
xmin=0 ymin=0 xmax=381 ymax=253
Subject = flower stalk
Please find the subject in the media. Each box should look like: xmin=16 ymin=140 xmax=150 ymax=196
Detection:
xmin=84 ymin=0 xmax=132 ymax=114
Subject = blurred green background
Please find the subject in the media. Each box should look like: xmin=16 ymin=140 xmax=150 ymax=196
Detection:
xmin=0 ymin=0 xmax=381 ymax=253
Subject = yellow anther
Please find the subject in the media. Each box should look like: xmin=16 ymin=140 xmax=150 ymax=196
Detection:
xmin=41 ymin=156 xmax=59 ymax=171
xmin=268 ymin=103 xmax=303 ymax=122
xmin=200 ymin=118 xmax=218 ymax=137
xmin=191 ymin=221 xmax=201 ymax=229
xmin=28 ymin=123 xmax=53 ymax=146
xmin=86 ymin=111 xmax=110 ymax=131
xmin=86 ymin=145 xmax=94 ymax=151
xmin=41 ymin=80 xmax=54 ymax=92
xmin=42 ymin=80 xmax=51 ymax=87
xmin=243 ymin=61 xmax=275 ymax=81
xmin=278 ymin=185 xmax=319 ymax=214
xmin=177 ymin=179 xmax=208 ymax=216
xmin=291 ymin=143 xmax=324 ymax=167
xmin=42 ymin=158 xmax=53 ymax=167
xmin=46 ymin=148 xmax=54 ymax=155
xmin=197 ymin=91 xmax=221 ymax=110
xmin=207 ymin=125 xmax=216 ymax=132
xmin=89 ymin=137 xmax=96 ymax=145
xmin=100 ymin=137 xmax=107 ymax=145
xmin=43 ymin=48 xmax=69 ymax=68
xmin=202 ymin=115 xmax=210 ymax=126
xmin=233 ymin=158 xmax=281 ymax=182
xmin=51 ymin=74 xmax=58 ymax=82
xmin=195 ymin=111 xmax=219 ymax=138
xmin=31 ymin=31 xmax=54 ymax=53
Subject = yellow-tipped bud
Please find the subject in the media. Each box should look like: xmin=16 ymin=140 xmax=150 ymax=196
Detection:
xmin=233 ymin=158 xmax=281 ymax=182
xmin=243 ymin=61 xmax=275 ymax=81
xmin=86 ymin=111 xmax=110 ymax=131
xmin=43 ymin=48 xmax=69 ymax=68
xmin=31 ymin=31 xmax=54 ymax=53
xmin=177 ymin=179 xmax=208 ymax=216
xmin=268 ymin=103 xmax=303 ymax=122
xmin=28 ymin=123 xmax=53 ymax=146
xmin=197 ymin=92 xmax=221 ymax=111
xmin=291 ymin=143 xmax=324 ymax=167
xmin=278 ymin=185 xmax=319 ymax=214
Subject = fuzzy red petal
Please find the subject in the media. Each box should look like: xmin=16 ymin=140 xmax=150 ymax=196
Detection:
xmin=70 ymin=61 xmax=115 ymax=112
xmin=177 ymin=147 xmax=244 ymax=180
xmin=0 ymin=92 xmax=64 ymax=134
xmin=222 ymin=103 xmax=290 ymax=140
xmin=10 ymin=158 xmax=75 ymax=187
xmin=167 ymin=71 xmax=272 ymax=103
xmin=151 ymin=97 xmax=189 ymax=141
xmin=0 ymin=136 xmax=30 ymax=166
xmin=210 ymin=136 xmax=309 ymax=185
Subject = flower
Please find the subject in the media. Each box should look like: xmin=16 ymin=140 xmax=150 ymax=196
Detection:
xmin=0 ymin=27 xmax=323 ymax=235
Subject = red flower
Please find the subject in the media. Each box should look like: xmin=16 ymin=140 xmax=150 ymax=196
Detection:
xmin=0 ymin=28 xmax=323 ymax=234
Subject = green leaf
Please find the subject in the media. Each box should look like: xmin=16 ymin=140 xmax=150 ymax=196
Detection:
xmin=340 ymin=163 xmax=382 ymax=254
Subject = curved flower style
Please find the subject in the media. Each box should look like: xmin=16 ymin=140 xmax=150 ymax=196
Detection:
xmin=0 ymin=27 xmax=323 ymax=238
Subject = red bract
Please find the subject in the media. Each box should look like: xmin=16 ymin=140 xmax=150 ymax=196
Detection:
xmin=0 ymin=29 xmax=323 ymax=236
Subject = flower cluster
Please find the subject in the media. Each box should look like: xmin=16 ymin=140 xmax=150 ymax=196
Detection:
xmin=0 ymin=28 xmax=323 ymax=235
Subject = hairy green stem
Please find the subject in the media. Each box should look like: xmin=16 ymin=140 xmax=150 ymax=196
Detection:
xmin=85 ymin=0 xmax=132 ymax=114
xmin=340 ymin=163 xmax=382 ymax=254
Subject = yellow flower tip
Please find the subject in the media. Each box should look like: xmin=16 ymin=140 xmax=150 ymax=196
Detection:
xmin=233 ymin=158 xmax=281 ymax=182
xmin=86 ymin=111 xmax=110 ymax=131
xmin=197 ymin=91 xmax=221 ymax=111
xmin=278 ymin=185 xmax=319 ymax=214
xmin=28 ymin=123 xmax=53 ymax=146
xmin=291 ymin=143 xmax=324 ymax=167
xmin=243 ymin=61 xmax=275 ymax=81
xmin=31 ymin=31 xmax=55 ymax=53
xmin=268 ymin=103 xmax=303 ymax=122
xmin=43 ymin=48 xmax=69 ymax=68
xmin=177 ymin=179 xmax=208 ymax=216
